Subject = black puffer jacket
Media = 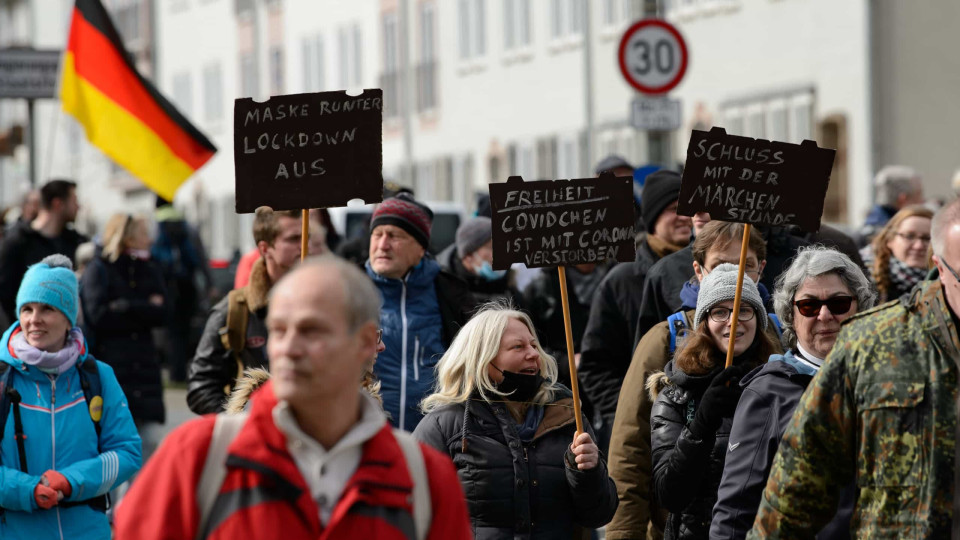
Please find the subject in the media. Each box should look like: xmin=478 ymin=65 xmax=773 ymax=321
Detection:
xmin=80 ymin=254 xmax=167 ymax=423
xmin=650 ymin=358 xmax=753 ymax=540
xmin=413 ymin=388 xmax=619 ymax=539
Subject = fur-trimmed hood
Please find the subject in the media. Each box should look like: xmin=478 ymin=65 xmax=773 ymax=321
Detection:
xmin=245 ymin=257 xmax=272 ymax=313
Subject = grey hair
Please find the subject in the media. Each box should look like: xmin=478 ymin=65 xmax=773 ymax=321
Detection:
xmin=874 ymin=165 xmax=920 ymax=207
xmin=931 ymin=198 xmax=960 ymax=258
xmin=278 ymin=254 xmax=381 ymax=332
xmin=773 ymin=245 xmax=877 ymax=349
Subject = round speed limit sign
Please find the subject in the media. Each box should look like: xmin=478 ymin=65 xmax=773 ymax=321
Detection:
xmin=618 ymin=19 xmax=688 ymax=94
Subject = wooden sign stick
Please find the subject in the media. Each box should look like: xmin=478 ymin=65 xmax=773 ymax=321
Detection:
xmin=301 ymin=209 xmax=310 ymax=262
xmin=557 ymin=266 xmax=584 ymax=435
xmin=724 ymin=223 xmax=753 ymax=368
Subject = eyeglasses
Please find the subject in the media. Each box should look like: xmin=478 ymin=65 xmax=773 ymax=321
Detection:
xmin=895 ymin=232 xmax=932 ymax=245
xmin=941 ymin=257 xmax=960 ymax=283
xmin=794 ymin=296 xmax=854 ymax=317
xmin=708 ymin=305 xmax=756 ymax=323
xmin=377 ymin=329 xmax=383 ymax=344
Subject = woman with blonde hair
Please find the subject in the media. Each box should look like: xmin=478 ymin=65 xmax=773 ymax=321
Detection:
xmin=414 ymin=304 xmax=618 ymax=539
xmin=80 ymin=213 xmax=166 ymax=462
xmin=860 ymin=204 xmax=933 ymax=302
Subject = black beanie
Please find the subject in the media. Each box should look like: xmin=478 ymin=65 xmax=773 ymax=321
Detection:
xmin=641 ymin=170 xmax=683 ymax=233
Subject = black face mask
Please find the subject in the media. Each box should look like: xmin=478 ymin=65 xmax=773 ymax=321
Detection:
xmin=493 ymin=365 xmax=545 ymax=402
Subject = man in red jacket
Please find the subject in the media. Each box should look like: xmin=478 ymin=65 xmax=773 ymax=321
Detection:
xmin=115 ymin=256 xmax=472 ymax=540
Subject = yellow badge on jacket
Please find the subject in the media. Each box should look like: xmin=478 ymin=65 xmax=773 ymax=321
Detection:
xmin=89 ymin=395 xmax=103 ymax=422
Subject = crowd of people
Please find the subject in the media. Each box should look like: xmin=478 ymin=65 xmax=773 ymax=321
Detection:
xmin=0 ymin=157 xmax=956 ymax=539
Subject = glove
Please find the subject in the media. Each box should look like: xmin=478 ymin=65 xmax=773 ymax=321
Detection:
xmin=42 ymin=470 xmax=72 ymax=498
xmin=34 ymin=483 xmax=59 ymax=510
xmin=689 ymin=365 xmax=746 ymax=439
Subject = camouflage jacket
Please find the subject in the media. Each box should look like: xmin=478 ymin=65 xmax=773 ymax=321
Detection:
xmin=747 ymin=279 xmax=960 ymax=539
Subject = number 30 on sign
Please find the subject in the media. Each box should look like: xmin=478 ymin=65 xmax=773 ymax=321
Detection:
xmin=618 ymin=19 xmax=688 ymax=95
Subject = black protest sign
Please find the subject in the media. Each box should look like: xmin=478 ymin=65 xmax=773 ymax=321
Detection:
xmin=234 ymin=89 xmax=383 ymax=213
xmin=677 ymin=127 xmax=835 ymax=232
xmin=489 ymin=174 xmax=636 ymax=270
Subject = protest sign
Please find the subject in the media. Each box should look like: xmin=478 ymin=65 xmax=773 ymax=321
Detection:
xmin=677 ymin=127 xmax=835 ymax=232
xmin=233 ymin=89 xmax=383 ymax=213
xmin=488 ymin=173 xmax=636 ymax=271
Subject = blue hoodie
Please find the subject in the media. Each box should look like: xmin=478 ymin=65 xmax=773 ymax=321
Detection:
xmin=366 ymin=258 xmax=446 ymax=432
xmin=0 ymin=322 xmax=142 ymax=540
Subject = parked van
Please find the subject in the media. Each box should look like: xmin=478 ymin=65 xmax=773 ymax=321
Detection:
xmin=328 ymin=200 xmax=466 ymax=255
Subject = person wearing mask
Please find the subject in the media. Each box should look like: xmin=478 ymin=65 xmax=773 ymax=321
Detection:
xmin=858 ymin=165 xmax=925 ymax=246
xmin=438 ymin=216 xmax=519 ymax=308
xmin=579 ymin=170 xmax=691 ymax=448
xmin=80 ymin=213 xmax=167 ymax=463
xmin=414 ymin=305 xmax=619 ymax=539
xmin=606 ymin=223 xmax=780 ymax=540
xmin=0 ymin=179 xmax=87 ymax=323
xmin=861 ymin=205 xmax=933 ymax=302
xmin=747 ymin=198 xmax=960 ymax=539
xmin=649 ymin=264 xmax=780 ymax=540
xmin=711 ymin=246 xmax=875 ymax=540
xmin=0 ymin=255 xmax=141 ymax=539
xmin=187 ymin=207 xmax=302 ymax=414
xmin=116 ymin=257 xmax=472 ymax=539
xmin=366 ymin=193 xmax=473 ymax=431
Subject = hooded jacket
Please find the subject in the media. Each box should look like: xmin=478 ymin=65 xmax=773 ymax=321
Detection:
xmin=710 ymin=351 xmax=852 ymax=540
xmin=436 ymin=243 xmax=520 ymax=310
xmin=367 ymin=256 xmax=473 ymax=431
xmin=413 ymin=387 xmax=619 ymax=539
xmin=0 ymin=323 xmax=142 ymax=540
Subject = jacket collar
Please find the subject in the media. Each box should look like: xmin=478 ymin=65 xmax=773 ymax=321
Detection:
xmin=244 ymin=258 xmax=272 ymax=313
xmin=0 ymin=322 xmax=89 ymax=375
xmin=913 ymin=280 xmax=960 ymax=359
xmin=365 ymin=255 xmax=441 ymax=287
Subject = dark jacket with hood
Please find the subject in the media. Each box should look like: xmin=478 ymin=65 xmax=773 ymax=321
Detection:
xmin=413 ymin=386 xmax=619 ymax=539
xmin=0 ymin=220 xmax=88 ymax=321
xmin=187 ymin=258 xmax=271 ymax=415
xmin=580 ymin=236 xmax=661 ymax=425
xmin=80 ymin=253 xmax=168 ymax=423
xmin=710 ymin=351 xmax=852 ymax=540
xmin=635 ymin=247 xmax=695 ymax=348
xmin=437 ymin=243 xmax=520 ymax=311
xmin=650 ymin=350 xmax=764 ymax=540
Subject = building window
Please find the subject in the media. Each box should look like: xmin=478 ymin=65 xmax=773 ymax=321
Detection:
xmin=113 ymin=0 xmax=141 ymax=44
xmin=338 ymin=24 xmax=363 ymax=88
xmin=381 ymin=12 xmax=400 ymax=118
xmin=536 ymin=137 xmax=558 ymax=179
xmin=172 ymin=71 xmax=193 ymax=118
xmin=458 ymin=0 xmax=486 ymax=60
xmin=720 ymin=88 xmax=816 ymax=144
xmin=601 ymin=0 xmax=635 ymax=29
xmin=270 ymin=46 xmax=284 ymax=94
xmin=418 ymin=3 xmax=438 ymax=111
xmin=550 ymin=0 xmax=583 ymax=41
xmin=302 ymin=34 xmax=325 ymax=91
xmin=503 ymin=0 xmax=531 ymax=51
xmin=240 ymin=53 xmax=256 ymax=97
xmin=202 ymin=63 xmax=223 ymax=123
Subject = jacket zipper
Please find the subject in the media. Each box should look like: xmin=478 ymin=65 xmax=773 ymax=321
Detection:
xmin=399 ymin=280 xmax=409 ymax=430
xmin=412 ymin=336 xmax=420 ymax=382
xmin=50 ymin=376 xmax=65 ymax=540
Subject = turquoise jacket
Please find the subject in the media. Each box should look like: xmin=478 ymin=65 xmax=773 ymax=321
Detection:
xmin=0 ymin=322 xmax=142 ymax=540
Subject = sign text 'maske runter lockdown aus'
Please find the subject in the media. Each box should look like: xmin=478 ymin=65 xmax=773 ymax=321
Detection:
xmin=233 ymin=89 xmax=383 ymax=213
xmin=677 ymin=127 xmax=836 ymax=232
xmin=489 ymin=174 xmax=636 ymax=271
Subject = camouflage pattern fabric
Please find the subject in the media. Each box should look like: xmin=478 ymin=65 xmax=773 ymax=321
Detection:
xmin=747 ymin=279 xmax=960 ymax=539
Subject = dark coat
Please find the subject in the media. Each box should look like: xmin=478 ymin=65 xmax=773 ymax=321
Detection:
xmin=413 ymin=388 xmax=619 ymax=539
xmin=794 ymin=224 xmax=866 ymax=273
xmin=0 ymin=220 xmax=88 ymax=322
xmin=634 ymin=246 xmax=695 ymax=348
xmin=710 ymin=352 xmax=852 ymax=540
xmin=437 ymin=243 xmax=521 ymax=312
xmin=579 ymin=237 xmax=660 ymax=425
xmin=80 ymin=254 xmax=167 ymax=423
xmin=187 ymin=258 xmax=271 ymax=415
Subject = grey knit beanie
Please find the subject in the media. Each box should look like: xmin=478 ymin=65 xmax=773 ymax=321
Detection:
xmin=694 ymin=263 xmax=767 ymax=330
xmin=456 ymin=216 xmax=492 ymax=258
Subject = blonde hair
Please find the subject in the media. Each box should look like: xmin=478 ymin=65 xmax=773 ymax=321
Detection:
xmin=420 ymin=304 xmax=561 ymax=412
xmin=101 ymin=213 xmax=150 ymax=263
xmin=870 ymin=204 xmax=934 ymax=301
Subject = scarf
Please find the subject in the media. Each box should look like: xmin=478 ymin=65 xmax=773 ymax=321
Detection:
xmin=645 ymin=234 xmax=686 ymax=260
xmin=12 ymin=327 xmax=85 ymax=375
xmin=515 ymin=404 xmax=545 ymax=443
xmin=889 ymin=256 xmax=927 ymax=298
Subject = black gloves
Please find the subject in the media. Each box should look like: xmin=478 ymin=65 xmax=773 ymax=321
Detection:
xmin=688 ymin=365 xmax=746 ymax=439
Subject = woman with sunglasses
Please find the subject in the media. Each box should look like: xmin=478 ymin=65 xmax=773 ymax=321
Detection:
xmin=711 ymin=246 xmax=875 ymax=540
xmin=649 ymin=264 xmax=780 ymax=540
xmin=80 ymin=213 xmax=167 ymax=468
xmin=861 ymin=205 xmax=933 ymax=302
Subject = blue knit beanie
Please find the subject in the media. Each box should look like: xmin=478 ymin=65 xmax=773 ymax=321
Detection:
xmin=16 ymin=254 xmax=79 ymax=327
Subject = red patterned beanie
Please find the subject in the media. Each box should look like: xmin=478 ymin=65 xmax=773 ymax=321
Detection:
xmin=370 ymin=193 xmax=434 ymax=249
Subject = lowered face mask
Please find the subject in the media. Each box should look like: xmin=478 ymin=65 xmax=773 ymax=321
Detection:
xmin=474 ymin=261 xmax=508 ymax=282
xmin=492 ymin=364 xmax=544 ymax=402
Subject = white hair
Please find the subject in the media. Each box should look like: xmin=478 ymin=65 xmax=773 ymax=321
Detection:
xmin=875 ymin=165 xmax=920 ymax=207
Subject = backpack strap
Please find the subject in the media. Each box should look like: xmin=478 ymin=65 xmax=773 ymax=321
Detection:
xmin=78 ymin=357 xmax=103 ymax=443
xmin=218 ymin=289 xmax=250 ymax=395
xmin=768 ymin=313 xmax=783 ymax=339
xmin=0 ymin=363 xmax=13 ymax=453
xmin=196 ymin=412 xmax=248 ymax=540
xmin=667 ymin=312 xmax=687 ymax=354
xmin=392 ymin=429 xmax=431 ymax=540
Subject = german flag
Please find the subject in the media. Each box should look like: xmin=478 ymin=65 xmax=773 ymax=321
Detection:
xmin=60 ymin=0 xmax=216 ymax=201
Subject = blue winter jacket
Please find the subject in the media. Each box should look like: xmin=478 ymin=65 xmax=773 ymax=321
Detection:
xmin=367 ymin=258 xmax=447 ymax=432
xmin=0 ymin=323 xmax=142 ymax=540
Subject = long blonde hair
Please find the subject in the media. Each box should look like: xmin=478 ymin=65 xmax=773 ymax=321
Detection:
xmin=101 ymin=213 xmax=150 ymax=263
xmin=870 ymin=205 xmax=933 ymax=301
xmin=420 ymin=305 xmax=560 ymax=412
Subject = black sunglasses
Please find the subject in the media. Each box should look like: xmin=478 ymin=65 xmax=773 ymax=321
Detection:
xmin=794 ymin=296 xmax=854 ymax=317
